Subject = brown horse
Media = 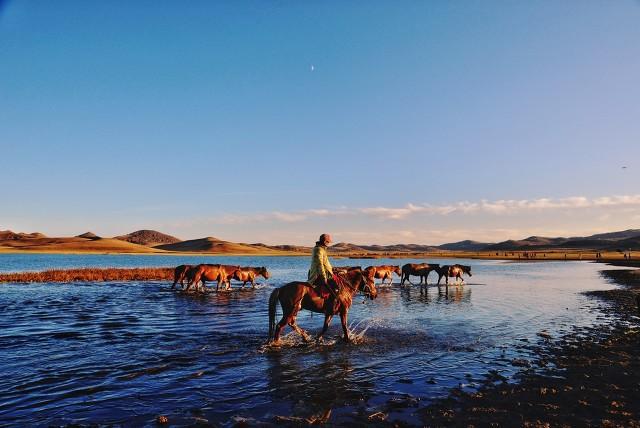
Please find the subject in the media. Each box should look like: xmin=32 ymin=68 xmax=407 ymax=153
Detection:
xmin=172 ymin=264 xmax=195 ymax=289
xmin=232 ymin=266 xmax=270 ymax=288
xmin=400 ymin=263 xmax=440 ymax=286
xmin=435 ymin=264 xmax=472 ymax=285
xmin=332 ymin=266 xmax=362 ymax=275
xmin=268 ymin=270 xmax=377 ymax=344
xmin=187 ymin=264 xmax=240 ymax=291
xmin=364 ymin=265 xmax=401 ymax=286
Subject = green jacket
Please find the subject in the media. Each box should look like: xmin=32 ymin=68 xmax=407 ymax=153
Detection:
xmin=308 ymin=244 xmax=333 ymax=284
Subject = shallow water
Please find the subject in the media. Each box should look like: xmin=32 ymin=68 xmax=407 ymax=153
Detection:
xmin=0 ymin=255 xmax=619 ymax=426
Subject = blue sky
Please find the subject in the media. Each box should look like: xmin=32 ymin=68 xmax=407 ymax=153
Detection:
xmin=1 ymin=1 xmax=639 ymax=244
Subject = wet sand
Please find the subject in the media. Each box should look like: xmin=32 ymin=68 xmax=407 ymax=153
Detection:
xmin=405 ymin=264 xmax=640 ymax=427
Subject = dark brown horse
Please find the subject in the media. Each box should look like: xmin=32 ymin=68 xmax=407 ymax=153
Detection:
xmin=400 ymin=263 xmax=440 ymax=286
xmin=435 ymin=264 xmax=472 ymax=285
xmin=232 ymin=266 xmax=270 ymax=288
xmin=187 ymin=264 xmax=241 ymax=291
xmin=172 ymin=264 xmax=195 ymax=289
xmin=364 ymin=265 xmax=401 ymax=286
xmin=332 ymin=266 xmax=362 ymax=274
xmin=268 ymin=270 xmax=377 ymax=344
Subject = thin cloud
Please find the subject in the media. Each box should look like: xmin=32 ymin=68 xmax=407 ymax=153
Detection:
xmin=181 ymin=194 xmax=640 ymax=225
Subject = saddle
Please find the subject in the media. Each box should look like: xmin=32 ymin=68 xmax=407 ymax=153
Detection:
xmin=310 ymin=273 xmax=346 ymax=299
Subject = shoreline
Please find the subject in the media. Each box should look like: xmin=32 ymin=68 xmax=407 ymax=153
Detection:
xmin=0 ymin=248 xmax=636 ymax=263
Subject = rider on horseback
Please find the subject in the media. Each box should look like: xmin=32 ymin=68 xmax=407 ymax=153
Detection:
xmin=308 ymin=233 xmax=344 ymax=309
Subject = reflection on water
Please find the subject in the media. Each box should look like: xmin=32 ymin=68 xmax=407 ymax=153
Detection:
xmin=0 ymin=255 xmax=620 ymax=425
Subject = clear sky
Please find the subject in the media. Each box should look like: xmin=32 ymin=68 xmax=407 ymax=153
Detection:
xmin=1 ymin=1 xmax=639 ymax=245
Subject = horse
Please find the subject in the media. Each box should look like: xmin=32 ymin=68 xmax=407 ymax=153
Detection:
xmin=172 ymin=264 xmax=195 ymax=289
xmin=330 ymin=267 xmax=363 ymax=283
xmin=435 ymin=264 xmax=472 ymax=285
xmin=363 ymin=265 xmax=400 ymax=286
xmin=400 ymin=263 xmax=440 ymax=286
xmin=232 ymin=266 xmax=270 ymax=288
xmin=333 ymin=266 xmax=362 ymax=273
xmin=268 ymin=269 xmax=377 ymax=344
xmin=187 ymin=264 xmax=241 ymax=291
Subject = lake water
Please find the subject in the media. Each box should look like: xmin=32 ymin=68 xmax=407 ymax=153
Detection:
xmin=0 ymin=254 xmax=619 ymax=426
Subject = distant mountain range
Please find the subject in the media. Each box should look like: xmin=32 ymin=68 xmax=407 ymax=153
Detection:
xmin=1 ymin=228 xmax=639 ymax=254
xmin=482 ymin=229 xmax=640 ymax=251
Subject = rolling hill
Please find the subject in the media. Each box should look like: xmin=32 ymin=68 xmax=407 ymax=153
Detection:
xmin=114 ymin=230 xmax=181 ymax=247
xmin=0 ymin=233 xmax=163 ymax=253
xmin=438 ymin=240 xmax=489 ymax=251
xmin=155 ymin=237 xmax=296 ymax=254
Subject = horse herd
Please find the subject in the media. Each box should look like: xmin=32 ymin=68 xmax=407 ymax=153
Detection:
xmin=172 ymin=264 xmax=270 ymax=291
xmin=171 ymin=262 xmax=472 ymax=292
xmin=170 ymin=262 xmax=472 ymax=344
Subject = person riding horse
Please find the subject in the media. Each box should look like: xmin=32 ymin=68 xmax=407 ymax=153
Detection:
xmin=308 ymin=233 xmax=344 ymax=310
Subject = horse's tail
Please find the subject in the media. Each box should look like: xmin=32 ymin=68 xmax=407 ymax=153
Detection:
xmin=268 ymin=287 xmax=280 ymax=342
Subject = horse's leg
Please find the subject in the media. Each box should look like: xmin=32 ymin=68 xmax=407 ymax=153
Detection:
xmin=186 ymin=272 xmax=199 ymax=292
xmin=273 ymin=301 xmax=294 ymax=343
xmin=317 ymin=313 xmax=334 ymax=342
xmin=339 ymin=309 xmax=350 ymax=342
xmin=273 ymin=314 xmax=288 ymax=343
xmin=288 ymin=316 xmax=311 ymax=342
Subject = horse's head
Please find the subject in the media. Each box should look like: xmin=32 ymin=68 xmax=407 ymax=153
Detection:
xmin=357 ymin=271 xmax=377 ymax=300
xmin=260 ymin=267 xmax=270 ymax=279
xmin=393 ymin=265 xmax=401 ymax=275
xmin=363 ymin=266 xmax=375 ymax=278
xmin=464 ymin=265 xmax=472 ymax=276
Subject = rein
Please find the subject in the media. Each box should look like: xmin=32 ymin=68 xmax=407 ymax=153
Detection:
xmin=333 ymin=272 xmax=372 ymax=296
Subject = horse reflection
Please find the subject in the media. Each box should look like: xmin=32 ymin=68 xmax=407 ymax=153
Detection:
xmin=264 ymin=349 xmax=375 ymax=422
xmin=436 ymin=285 xmax=471 ymax=303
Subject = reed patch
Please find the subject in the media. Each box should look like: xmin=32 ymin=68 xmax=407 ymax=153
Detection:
xmin=0 ymin=267 xmax=174 ymax=283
